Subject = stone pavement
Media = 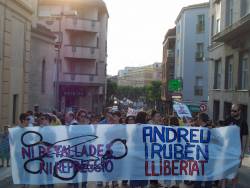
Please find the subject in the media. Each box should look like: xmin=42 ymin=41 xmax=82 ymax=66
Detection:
xmin=1 ymin=155 xmax=250 ymax=188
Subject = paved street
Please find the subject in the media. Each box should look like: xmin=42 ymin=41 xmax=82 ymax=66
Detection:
xmin=1 ymin=156 xmax=250 ymax=188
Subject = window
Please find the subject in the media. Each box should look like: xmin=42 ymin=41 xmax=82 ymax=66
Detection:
xmin=241 ymin=0 xmax=250 ymax=17
xmin=215 ymin=1 xmax=221 ymax=33
xmin=238 ymin=52 xmax=249 ymax=90
xmin=241 ymin=104 xmax=248 ymax=121
xmin=226 ymin=0 xmax=234 ymax=26
xmin=225 ymin=56 xmax=234 ymax=89
xmin=194 ymin=76 xmax=203 ymax=96
xmin=214 ymin=59 xmax=222 ymax=89
xmin=12 ymin=94 xmax=18 ymax=124
xmin=216 ymin=18 xmax=221 ymax=33
xmin=197 ymin=14 xmax=205 ymax=33
xmin=196 ymin=43 xmax=204 ymax=62
xmin=211 ymin=15 xmax=215 ymax=36
xmin=213 ymin=100 xmax=220 ymax=122
xmin=41 ymin=59 xmax=46 ymax=93
xmin=224 ymin=102 xmax=232 ymax=119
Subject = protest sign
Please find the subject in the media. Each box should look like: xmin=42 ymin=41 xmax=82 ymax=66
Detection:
xmin=173 ymin=103 xmax=192 ymax=118
xmin=9 ymin=125 xmax=241 ymax=185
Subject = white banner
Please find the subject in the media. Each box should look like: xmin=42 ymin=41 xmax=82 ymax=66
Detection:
xmin=173 ymin=103 xmax=192 ymax=118
xmin=9 ymin=125 xmax=241 ymax=185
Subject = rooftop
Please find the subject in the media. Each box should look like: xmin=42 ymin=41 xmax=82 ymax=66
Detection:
xmin=175 ymin=2 xmax=209 ymax=24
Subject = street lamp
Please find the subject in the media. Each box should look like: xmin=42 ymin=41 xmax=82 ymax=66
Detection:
xmin=49 ymin=11 xmax=77 ymax=111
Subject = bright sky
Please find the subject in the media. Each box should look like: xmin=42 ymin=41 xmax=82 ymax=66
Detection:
xmin=104 ymin=0 xmax=208 ymax=75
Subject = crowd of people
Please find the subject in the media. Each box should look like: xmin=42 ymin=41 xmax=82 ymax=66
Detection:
xmin=0 ymin=103 xmax=248 ymax=188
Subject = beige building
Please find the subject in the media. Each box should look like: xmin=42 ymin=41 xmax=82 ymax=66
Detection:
xmin=118 ymin=63 xmax=162 ymax=87
xmin=0 ymin=0 xmax=33 ymax=128
xmin=208 ymin=0 xmax=250 ymax=127
xmin=37 ymin=0 xmax=109 ymax=113
xmin=29 ymin=23 xmax=56 ymax=112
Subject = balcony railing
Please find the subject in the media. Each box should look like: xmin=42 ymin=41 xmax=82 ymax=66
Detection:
xmin=64 ymin=45 xmax=99 ymax=59
xmin=65 ymin=18 xmax=100 ymax=33
xmin=195 ymin=52 xmax=204 ymax=62
xmin=196 ymin=24 xmax=205 ymax=33
xmin=212 ymin=13 xmax=250 ymax=43
xmin=63 ymin=73 xmax=102 ymax=83
xmin=167 ymin=50 xmax=174 ymax=57
xmin=194 ymin=86 xmax=203 ymax=96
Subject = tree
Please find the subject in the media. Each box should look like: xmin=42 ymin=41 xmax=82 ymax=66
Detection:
xmin=106 ymin=79 xmax=117 ymax=106
xmin=145 ymin=81 xmax=162 ymax=110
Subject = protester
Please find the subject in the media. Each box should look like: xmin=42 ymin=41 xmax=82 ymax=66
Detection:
xmin=13 ymin=103 xmax=246 ymax=188
xmin=221 ymin=104 xmax=249 ymax=188
xmin=130 ymin=111 xmax=148 ymax=188
xmin=148 ymin=110 xmax=162 ymax=125
xmin=65 ymin=111 xmax=78 ymax=125
xmin=111 ymin=111 xmax=121 ymax=124
xmin=76 ymin=109 xmax=90 ymax=125
xmin=121 ymin=114 xmax=136 ymax=187
xmin=126 ymin=115 xmax=136 ymax=124
xmin=168 ymin=116 xmax=181 ymax=188
xmin=19 ymin=113 xmax=30 ymax=128
xmin=39 ymin=113 xmax=52 ymax=127
xmin=50 ymin=114 xmax=62 ymax=125
xmin=0 ymin=125 xmax=10 ymax=167
xmin=193 ymin=113 xmax=212 ymax=188
xmin=26 ymin=110 xmax=35 ymax=126
xmin=18 ymin=113 xmax=30 ymax=188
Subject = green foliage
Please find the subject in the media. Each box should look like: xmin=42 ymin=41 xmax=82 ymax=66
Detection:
xmin=106 ymin=80 xmax=162 ymax=108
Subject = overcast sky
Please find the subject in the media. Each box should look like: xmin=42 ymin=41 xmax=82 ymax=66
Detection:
xmin=104 ymin=0 xmax=208 ymax=75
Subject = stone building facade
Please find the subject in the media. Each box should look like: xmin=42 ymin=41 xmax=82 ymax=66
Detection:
xmin=29 ymin=23 xmax=56 ymax=112
xmin=208 ymin=0 xmax=250 ymax=127
xmin=118 ymin=63 xmax=162 ymax=87
xmin=0 ymin=0 xmax=33 ymax=128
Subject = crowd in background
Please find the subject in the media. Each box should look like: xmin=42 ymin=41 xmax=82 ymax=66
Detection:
xmin=0 ymin=103 xmax=248 ymax=188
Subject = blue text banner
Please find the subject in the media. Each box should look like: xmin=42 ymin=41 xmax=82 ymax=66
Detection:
xmin=9 ymin=125 xmax=241 ymax=185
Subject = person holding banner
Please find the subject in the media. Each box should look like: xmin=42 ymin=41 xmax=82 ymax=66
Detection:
xmin=130 ymin=111 xmax=148 ymax=188
xmin=17 ymin=113 xmax=30 ymax=188
xmin=222 ymin=104 xmax=249 ymax=188
xmin=38 ymin=114 xmax=55 ymax=188
xmin=193 ymin=113 xmax=212 ymax=188
xmin=148 ymin=110 xmax=163 ymax=188
xmin=121 ymin=114 xmax=136 ymax=187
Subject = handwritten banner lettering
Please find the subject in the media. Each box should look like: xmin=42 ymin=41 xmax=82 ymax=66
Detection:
xmin=9 ymin=125 xmax=241 ymax=185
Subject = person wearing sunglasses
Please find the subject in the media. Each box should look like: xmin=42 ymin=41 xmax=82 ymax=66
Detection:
xmin=220 ymin=104 xmax=249 ymax=188
xmin=76 ymin=109 xmax=90 ymax=125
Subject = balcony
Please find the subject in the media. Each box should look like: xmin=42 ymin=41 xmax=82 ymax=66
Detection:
xmin=62 ymin=73 xmax=101 ymax=84
xmin=64 ymin=45 xmax=99 ymax=59
xmin=212 ymin=14 xmax=250 ymax=43
xmin=196 ymin=24 xmax=205 ymax=33
xmin=195 ymin=52 xmax=204 ymax=62
xmin=65 ymin=18 xmax=100 ymax=33
xmin=194 ymin=86 xmax=203 ymax=96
